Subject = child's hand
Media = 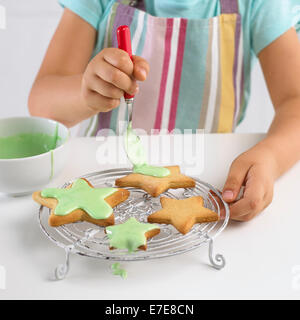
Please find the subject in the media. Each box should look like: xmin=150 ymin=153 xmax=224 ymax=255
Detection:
xmin=81 ymin=48 xmax=149 ymax=113
xmin=222 ymin=145 xmax=278 ymax=221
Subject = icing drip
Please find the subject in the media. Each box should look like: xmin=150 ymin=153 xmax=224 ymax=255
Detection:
xmin=124 ymin=122 xmax=170 ymax=178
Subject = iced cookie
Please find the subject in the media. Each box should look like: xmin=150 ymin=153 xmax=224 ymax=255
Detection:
xmin=147 ymin=196 xmax=219 ymax=235
xmin=105 ymin=217 xmax=160 ymax=252
xmin=115 ymin=165 xmax=195 ymax=197
xmin=32 ymin=178 xmax=130 ymax=227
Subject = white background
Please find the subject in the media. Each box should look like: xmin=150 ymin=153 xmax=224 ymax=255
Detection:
xmin=0 ymin=0 xmax=275 ymax=133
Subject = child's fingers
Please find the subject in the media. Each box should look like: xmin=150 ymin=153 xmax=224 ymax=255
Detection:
xmin=229 ymin=203 xmax=258 ymax=222
xmin=94 ymin=57 xmax=138 ymax=95
xmin=102 ymin=48 xmax=134 ymax=76
xmin=229 ymin=166 xmax=269 ymax=221
xmin=82 ymin=88 xmax=120 ymax=112
xmin=132 ymin=55 xmax=150 ymax=81
xmin=231 ymin=190 xmax=273 ymax=222
xmin=229 ymin=192 xmax=264 ymax=222
xmin=88 ymin=75 xmax=124 ymax=99
xmin=222 ymin=157 xmax=249 ymax=203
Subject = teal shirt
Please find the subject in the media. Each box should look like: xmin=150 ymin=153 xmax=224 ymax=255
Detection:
xmin=59 ymin=0 xmax=300 ymax=55
xmin=59 ymin=0 xmax=300 ymax=127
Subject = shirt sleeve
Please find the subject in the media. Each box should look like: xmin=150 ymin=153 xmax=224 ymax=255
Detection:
xmin=250 ymin=0 xmax=300 ymax=55
xmin=58 ymin=0 xmax=104 ymax=30
xmin=292 ymin=0 xmax=300 ymax=34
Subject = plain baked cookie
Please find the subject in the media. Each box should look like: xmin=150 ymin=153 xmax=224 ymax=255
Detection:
xmin=147 ymin=196 xmax=219 ymax=234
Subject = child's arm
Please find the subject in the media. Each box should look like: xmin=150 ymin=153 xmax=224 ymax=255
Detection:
xmin=222 ymin=27 xmax=300 ymax=221
xmin=28 ymin=9 xmax=149 ymax=128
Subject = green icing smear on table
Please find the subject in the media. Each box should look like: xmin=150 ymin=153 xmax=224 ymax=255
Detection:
xmin=41 ymin=178 xmax=117 ymax=219
xmin=111 ymin=263 xmax=127 ymax=279
xmin=106 ymin=217 xmax=159 ymax=253
xmin=124 ymin=122 xmax=170 ymax=178
xmin=0 ymin=131 xmax=61 ymax=159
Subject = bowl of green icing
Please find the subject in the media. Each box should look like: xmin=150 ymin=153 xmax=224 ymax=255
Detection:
xmin=0 ymin=117 xmax=69 ymax=196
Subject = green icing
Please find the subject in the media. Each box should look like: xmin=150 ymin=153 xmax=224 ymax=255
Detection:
xmin=124 ymin=122 xmax=170 ymax=178
xmin=51 ymin=123 xmax=59 ymax=150
xmin=133 ymin=164 xmax=170 ymax=177
xmin=41 ymin=178 xmax=117 ymax=219
xmin=0 ymin=132 xmax=61 ymax=159
xmin=111 ymin=263 xmax=127 ymax=279
xmin=124 ymin=121 xmax=147 ymax=166
xmin=106 ymin=217 xmax=159 ymax=253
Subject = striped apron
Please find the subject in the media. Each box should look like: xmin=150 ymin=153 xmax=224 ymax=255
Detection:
xmin=82 ymin=0 xmax=244 ymax=136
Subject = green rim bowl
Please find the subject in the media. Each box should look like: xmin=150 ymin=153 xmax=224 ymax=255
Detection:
xmin=0 ymin=117 xmax=70 ymax=196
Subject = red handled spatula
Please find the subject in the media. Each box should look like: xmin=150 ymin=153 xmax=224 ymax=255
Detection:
xmin=117 ymin=25 xmax=135 ymax=123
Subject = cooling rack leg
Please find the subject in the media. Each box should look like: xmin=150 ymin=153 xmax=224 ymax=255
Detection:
xmin=207 ymin=237 xmax=226 ymax=270
xmin=54 ymin=245 xmax=72 ymax=280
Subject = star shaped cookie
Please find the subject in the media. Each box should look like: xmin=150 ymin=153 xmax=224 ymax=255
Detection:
xmin=32 ymin=178 xmax=130 ymax=227
xmin=147 ymin=196 xmax=219 ymax=235
xmin=115 ymin=166 xmax=195 ymax=197
xmin=105 ymin=217 xmax=160 ymax=252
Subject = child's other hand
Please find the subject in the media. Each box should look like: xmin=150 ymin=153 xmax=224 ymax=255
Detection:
xmin=222 ymin=145 xmax=278 ymax=221
xmin=81 ymin=48 xmax=149 ymax=113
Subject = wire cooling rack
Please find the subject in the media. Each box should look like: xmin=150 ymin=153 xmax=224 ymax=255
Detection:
xmin=38 ymin=168 xmax=230 ymax=279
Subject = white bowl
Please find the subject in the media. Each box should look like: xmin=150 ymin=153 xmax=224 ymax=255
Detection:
xmin=0 ymin=117 xmax=70 ymax=196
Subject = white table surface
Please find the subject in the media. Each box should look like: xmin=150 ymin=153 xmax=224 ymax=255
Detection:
xmin=1 ymin=133 xmax=300 ymax=300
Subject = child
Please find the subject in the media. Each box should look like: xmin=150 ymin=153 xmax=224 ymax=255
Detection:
xmin=28 ymin=0 xmax=300 ymax=221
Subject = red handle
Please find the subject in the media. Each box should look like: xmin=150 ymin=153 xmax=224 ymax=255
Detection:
xmin=117 ymin=25 xmax=134 ymax=99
